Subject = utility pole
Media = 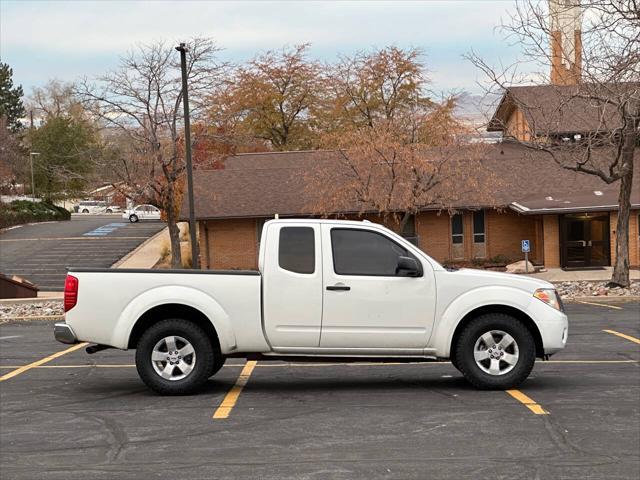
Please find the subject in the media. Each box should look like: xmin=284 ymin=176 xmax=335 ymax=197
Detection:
xmin=29 ymin=152 xmax=40 ymax=199
xmin=176 ymin=42 xmax=200 ymax=269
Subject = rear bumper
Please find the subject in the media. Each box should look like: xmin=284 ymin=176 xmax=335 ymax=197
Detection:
xmin=54 ymin=322 xmax=78 ymax=344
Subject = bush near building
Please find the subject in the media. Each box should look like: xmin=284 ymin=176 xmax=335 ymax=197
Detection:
xmin=0 ymin=200 xmax=70 ymax=229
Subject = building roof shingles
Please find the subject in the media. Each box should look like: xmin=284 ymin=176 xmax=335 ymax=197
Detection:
xmin=181 ymin=142 xmax=639 ymax=220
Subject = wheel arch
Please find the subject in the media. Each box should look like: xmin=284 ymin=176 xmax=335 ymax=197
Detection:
xmin=450 ymin=305 xmax=544 ymax=359
xmin=127 ymin=303 xmax=221 ymax=353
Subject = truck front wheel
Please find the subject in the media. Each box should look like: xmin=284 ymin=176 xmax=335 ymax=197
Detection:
xmin=453 ymin=313 xmax=535 ymax=390
xmin=135 ymin=318 xmax=215 ymax=395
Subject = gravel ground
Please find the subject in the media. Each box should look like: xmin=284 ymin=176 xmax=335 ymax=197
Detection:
xmin=0 ymin=301 xmax=64 ymax=322
xmin=555 ymin=280 xmax=640 ymax=298
xmin=1 ymin=280 xmax=638 ymax=320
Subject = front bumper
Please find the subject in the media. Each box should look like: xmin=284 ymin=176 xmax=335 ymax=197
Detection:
xmin=537 ymin=309 xmax=569 ymax=356
xmin=54 ymin=322 xmax=78 ymax=344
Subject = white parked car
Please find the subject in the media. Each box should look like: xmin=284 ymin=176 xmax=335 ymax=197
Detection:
xmin=77 ymin=200 xmax=106 ymax=214
xmin=55 ymin=219 xmax=568 ymax=395
xmin=105 ymin=205 xmax=122 ymax=214
xmin=122 ymin=204 xmax=161 ymax=223
xmin=76 ymin=201 xmax=121 ymax=214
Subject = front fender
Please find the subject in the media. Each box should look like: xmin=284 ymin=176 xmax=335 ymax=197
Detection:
xmin=110 ymin=285 xmax=237 ymax=352
xmin=430 ymin=286 xmax=534 ymax=358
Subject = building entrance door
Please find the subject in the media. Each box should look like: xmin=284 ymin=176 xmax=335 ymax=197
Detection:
xmin=560 ymin=214 xmax=610 ymax=268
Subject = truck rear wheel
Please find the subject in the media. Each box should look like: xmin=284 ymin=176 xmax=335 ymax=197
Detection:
xmin=453 ymin=313 xmax=535 ymax=390
xmin=135 ymin=318 xmax=215 ymax=395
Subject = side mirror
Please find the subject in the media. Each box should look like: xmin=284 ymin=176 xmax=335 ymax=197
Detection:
xmin=396 ymin=256 xmax=421 ymax=277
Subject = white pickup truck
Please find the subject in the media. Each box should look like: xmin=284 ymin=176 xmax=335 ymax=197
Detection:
xmin=55 ymin=219 xmax=568 ymax=394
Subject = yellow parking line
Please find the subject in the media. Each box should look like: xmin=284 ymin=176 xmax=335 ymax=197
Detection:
xmin=506 ymin=389 xmax=549 ymax=415
xmin=0 ymin=342 xmax=88 ymax=382
xmin=575 ymin=300 xmax=623 ymax=310
xmin=212 ymin=361 xmax=257 ymax=419
xmin=603 ymin=329 xmax=640 ymax=345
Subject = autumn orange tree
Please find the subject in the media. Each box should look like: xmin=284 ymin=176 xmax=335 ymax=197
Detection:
xmin=208 ymin=44 xmax=323 ymax=151
xmin=307 ymin=47 xmax=485 ymax=230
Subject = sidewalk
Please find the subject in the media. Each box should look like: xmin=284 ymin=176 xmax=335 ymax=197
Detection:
xmin=112 ymin=226 xmax=168 ymax=269
xmin=526 ymin=267 xmax=640 ymax=282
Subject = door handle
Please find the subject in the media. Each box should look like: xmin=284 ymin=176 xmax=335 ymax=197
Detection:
xmin=326 ymin=285 xmax=350 ymax=291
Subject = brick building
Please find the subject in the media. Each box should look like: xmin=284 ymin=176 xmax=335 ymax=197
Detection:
xmin=182 ymin=0 xmax=639 ymax=271
xmin=184 ymin=143 xmax=639 ymax=271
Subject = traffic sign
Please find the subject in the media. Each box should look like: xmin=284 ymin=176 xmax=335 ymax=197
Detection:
xmin=521 ymin=240 xmax=531 ymax=253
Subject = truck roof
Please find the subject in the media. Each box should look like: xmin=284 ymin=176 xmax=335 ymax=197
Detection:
xmin=265 ymin=218 xmax=378 ymax=226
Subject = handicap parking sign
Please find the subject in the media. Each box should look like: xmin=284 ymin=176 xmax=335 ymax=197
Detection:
xmin=521 ymin=240 xmax=531 ymax=253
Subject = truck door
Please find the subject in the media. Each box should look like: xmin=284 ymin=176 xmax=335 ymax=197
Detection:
xmin=262 ymin=222 xmax=323 ymax=348
xmin=320 ymin=225 xmax=435 ymax=350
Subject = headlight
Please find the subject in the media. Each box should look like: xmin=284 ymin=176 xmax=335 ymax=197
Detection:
xmin=533 ymin=288 xmax=564 ymax=312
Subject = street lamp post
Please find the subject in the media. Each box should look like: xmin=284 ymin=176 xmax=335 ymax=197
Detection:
xmin=175 ymin=42 xmax=200 ymax=269
xmin=29 ymin=152 xmax=40 ymax=199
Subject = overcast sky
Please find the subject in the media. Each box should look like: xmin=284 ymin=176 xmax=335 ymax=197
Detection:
xmin=1 ymin=0 xmax=538 ymax=96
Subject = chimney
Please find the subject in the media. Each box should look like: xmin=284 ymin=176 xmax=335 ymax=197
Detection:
xmin=549 ymin=0 xmax=582 ymax=85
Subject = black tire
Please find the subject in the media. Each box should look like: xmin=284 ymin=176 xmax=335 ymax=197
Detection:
xmin=209 ymin=356 xmax=227 ymax=378
xmin=135 ymin=318 xmax=215 ymax=395
xmin=129 ymin=214 xmax=139 ymax=223
xmin=106 ymin=209 xmax=113 ymax=213
xmin=82 ymin=209 xmax=89 ymax=213
xmin=453 ymin=313 xmax=535 ymax=390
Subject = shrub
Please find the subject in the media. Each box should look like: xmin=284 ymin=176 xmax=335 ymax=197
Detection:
xmin=0 ymin=200 xmax=70 ymax=229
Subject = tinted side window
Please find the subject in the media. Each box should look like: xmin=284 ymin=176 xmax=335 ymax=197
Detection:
xmin=279 ymin=227 xmax=315 ymax=274
xmin=331 ymin=229 xmax=411 ymax=276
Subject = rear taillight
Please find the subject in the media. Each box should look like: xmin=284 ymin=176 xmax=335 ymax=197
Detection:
xmin=64 ymin=275 xmax=79 ymax=312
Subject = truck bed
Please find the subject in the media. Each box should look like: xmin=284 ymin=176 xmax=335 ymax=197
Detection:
xmin=64 ymin=267 xmax=266 ymax=353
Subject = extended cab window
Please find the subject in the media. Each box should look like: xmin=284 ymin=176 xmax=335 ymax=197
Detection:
xmin=331 ymin=228 xmax=417 ymax=276
xmin=278 ymin=227 xmax=315 ymax=274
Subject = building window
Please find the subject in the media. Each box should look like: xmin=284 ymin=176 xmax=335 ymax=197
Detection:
xmin=473 ymin=210 xmax=485 ymax=243
xmin=451 ymin=213 xmax=464 ymax=259
xmin=451 ymin=214 xmax=463 ymax=244
xmin=400 ymin=213 xmax=419 ymax=246
xmin=278 ymin=227 xmax=315 ymax=274
xmin=472 ymin=210 xmax=486 ymax=259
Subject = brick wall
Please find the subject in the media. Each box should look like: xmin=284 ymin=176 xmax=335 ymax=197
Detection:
xmin=201 ymin=218 xmax=258 ymax=270
xmin=416 ymin=212 xmax=450 ymax=261
xmin=610 ymin=211 xmax=640 ymax=268
xmin=485 ymin=210 xmax=540 ymax=263
xmin=543 ymin=215 xmax=560 ymax=268
xmin=198 ymin=210 xmax=636 ymax=271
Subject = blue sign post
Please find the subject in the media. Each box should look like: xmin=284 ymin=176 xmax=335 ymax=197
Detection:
xmin=521 ymin=240 xmax=531 ymax=273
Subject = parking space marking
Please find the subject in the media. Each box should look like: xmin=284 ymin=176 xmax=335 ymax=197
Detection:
xmin=212 ymin=360 xmax=257 ymax=420
xmin=603 ymin=329 xmax=640 ymax=345
xmin=506 ymin=389 xmax=549 ymax=415
xmin=575 ymin=300 xmax=623 ymax=310
xmin=0 ymin=342 xmax=88 ymax=382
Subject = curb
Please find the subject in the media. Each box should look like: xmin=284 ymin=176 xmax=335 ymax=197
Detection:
xmin=111 ymin=226 xmax=167 ymax=268
xmin=0 ymin=296 xmax=63 ymax=305
xmin=564 ymin=296 xmax=640 ymax=303
xmin=0 ymin=315 xmax=64 ymax=322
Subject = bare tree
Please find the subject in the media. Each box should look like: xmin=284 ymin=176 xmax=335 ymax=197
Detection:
xmin=76 ymin=38 xmax=227 ymax=267
xmin=467 ymin=0 xmax=639 ymax=286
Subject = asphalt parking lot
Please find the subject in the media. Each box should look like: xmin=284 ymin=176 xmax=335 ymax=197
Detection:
xmin=0 ymin=215 xmax=165 ymax=291
xmin=0 ymin=301 xmax=638 ymax=479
